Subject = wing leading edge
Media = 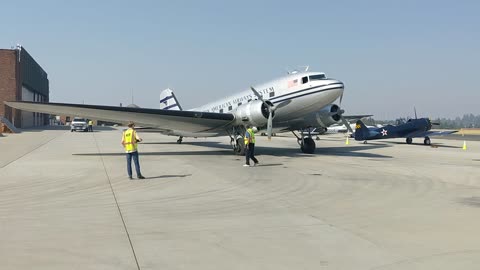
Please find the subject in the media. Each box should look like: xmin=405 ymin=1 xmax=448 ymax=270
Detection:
xmin=5 ymin=101 xmax=235 ymax=133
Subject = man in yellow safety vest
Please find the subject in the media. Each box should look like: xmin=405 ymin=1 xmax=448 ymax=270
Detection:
xmin=244 ymin=125 xmax=259 ymax=167
xmin=88 ymin=120 xmax=93 ymax=132
xmin=121 ymin=121 xmax=145 ymax=179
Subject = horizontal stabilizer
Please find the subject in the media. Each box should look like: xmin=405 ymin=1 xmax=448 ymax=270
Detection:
xmin=343 ymin=114 xmax=373 ymax=121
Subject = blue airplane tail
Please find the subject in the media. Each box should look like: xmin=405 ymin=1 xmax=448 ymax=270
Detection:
xmin=354 ymin=120 xmax=370 ymax=141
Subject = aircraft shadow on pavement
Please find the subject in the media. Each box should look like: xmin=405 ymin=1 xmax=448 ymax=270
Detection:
xmin=73 ymin=150 xmax=234 ymax=157
xmin=140 ymin=141 xmax=232 ymax=149
xmin=458 ymin=197 xmax=480 ymax=208
xmin=255 ymin=144 xmax=393 ymax=159
xmin=74 ymin=141 xmax=391 ymax=158
xmin=141 ymin=174 xmax=192 ymax=180
xmin=253 ymin=163 xmax=283 ymax=167
xmin=154 ymin=141 xmax=393 ymax=158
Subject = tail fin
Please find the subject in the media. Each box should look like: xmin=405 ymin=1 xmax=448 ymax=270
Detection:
xmin=354 ymin=120 xmax=369 ymax=141
xmin=160 ymin=88 xmax=183 ymax=111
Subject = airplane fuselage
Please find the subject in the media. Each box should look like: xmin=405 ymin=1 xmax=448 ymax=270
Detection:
xmin=192 ymin=71 xmax=344 ymax=132
xmin=356 ymin=118 xmax=432 ymax=140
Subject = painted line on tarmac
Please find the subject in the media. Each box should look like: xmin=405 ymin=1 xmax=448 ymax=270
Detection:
xmin=0 ymin=133 xmax=62 ymax=169
xmin=92 ymin=132 xmax=141 ymax=270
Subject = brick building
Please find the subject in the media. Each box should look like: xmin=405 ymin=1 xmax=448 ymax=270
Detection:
xmin=0 ymin=45 xmax=49 ymax=129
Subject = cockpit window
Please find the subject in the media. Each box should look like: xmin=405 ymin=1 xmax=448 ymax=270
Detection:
xmin=302 ymin=76 xmax=308 ymax=84
xmin=309 ymin=74 xmax=327 ymax=81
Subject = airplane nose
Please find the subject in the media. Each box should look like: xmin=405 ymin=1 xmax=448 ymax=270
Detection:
xmin=332 ymin=80 xmax=344 ymax=98
xmin=330 ymin=80 xmax=344 ymax=104
xmin=336 ymin=80 xmax=344 ymax=89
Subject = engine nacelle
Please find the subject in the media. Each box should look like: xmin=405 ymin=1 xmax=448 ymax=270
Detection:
xmin=234 ymin=100 xmax=270 ymax=127
xmin=314 ymin=104 xmax=342 ymax=127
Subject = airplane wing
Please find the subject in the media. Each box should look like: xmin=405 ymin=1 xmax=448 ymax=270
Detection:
xmin=343 ymin=114 xmax=373 ymax=121
xmin=404 ymin=130 xmax=457 ymax=138
xmin=5 ymin=101 xmax=235 ymax=134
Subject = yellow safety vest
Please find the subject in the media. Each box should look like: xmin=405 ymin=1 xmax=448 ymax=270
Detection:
xmin=88 ymin=120 xmax=93 ymax=125
xmin=244 ymin=128 xmax=255 ymax=145
xmin=123 ymin=129 xmax=138 ymax=152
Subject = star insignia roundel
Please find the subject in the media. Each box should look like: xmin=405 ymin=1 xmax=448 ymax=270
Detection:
xmin=381 ymin=129 xmax=388 ymax=136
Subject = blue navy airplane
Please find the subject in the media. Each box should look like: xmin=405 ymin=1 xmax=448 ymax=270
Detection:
xmin=354 ymin=118 xmax=456 ymax=145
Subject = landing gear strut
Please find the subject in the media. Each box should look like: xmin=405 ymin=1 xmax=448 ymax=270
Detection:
xmin=177 ymin=136 xmax=183 ymax=144
xmin=292 ymin=129 xmax=316 ymax=154
xmin=228 ymin=126 xmax=246 ymax=155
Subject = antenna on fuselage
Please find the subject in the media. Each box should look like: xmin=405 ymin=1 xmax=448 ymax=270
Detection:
xmin=297 ymin=65 xmax=310 ymax=72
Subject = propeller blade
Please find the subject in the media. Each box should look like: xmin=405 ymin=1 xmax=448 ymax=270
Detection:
xmin=272 ymin=100 xmax=291 ymax=111
xmin=340 ymin=116 xmax=354 ymax=133
xmin=267 ymin=111 xmax=273 ymax=140
xmin=414 ymin=107 xmax=417 ymax=119
xmin=250 ymin=86 xmax=265 ymax=102
xmin=339 ymin=92 xmax=344 ymax=106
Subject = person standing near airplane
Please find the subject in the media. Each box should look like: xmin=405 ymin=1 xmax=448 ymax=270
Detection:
xmin=88 ymin=119 xmax=93 ymax=132
xmin=121 ymin=121 xmax=145 ymax=179
xmin=244 ymin=125 xmax=259 ymax=167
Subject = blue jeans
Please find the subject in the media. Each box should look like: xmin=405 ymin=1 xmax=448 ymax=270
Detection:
xmin=245 ymin=143 xmax=259 ymax=165
xmin=126 ymin=151 xmax=142 ymax=177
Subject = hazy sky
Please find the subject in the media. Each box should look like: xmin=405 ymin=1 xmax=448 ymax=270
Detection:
xmin=1 ymin=0 xmax=478 ymax=119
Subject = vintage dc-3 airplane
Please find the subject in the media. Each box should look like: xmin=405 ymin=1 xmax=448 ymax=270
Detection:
xmin=6 ymin=69 xmax=364 ymax=154
xmin=354 ymin=115 xmax=456 ymax=145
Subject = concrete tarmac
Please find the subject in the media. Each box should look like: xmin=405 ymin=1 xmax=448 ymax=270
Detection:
xmin=1 ymin=127 xmax=479 ymax=270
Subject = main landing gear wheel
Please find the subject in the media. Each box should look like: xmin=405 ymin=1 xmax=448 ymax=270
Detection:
xmin=234 ymin=137 xmax=245 ymax=156
xmin=301 ymin=137 xmax=316 ymax=154
xmin=406 ymin=138 xmax=413 ymax=144
xmin=424 ymin=136 xmax=431 ymax=145
xmin=177 ymin=136 xmax=183 ymax=144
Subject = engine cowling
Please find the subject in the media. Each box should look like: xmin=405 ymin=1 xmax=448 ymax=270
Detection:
xmin=234 ymin=100 xmax=270 ymax=127
xmin=314 ymin=104 xmax=342 ymax=127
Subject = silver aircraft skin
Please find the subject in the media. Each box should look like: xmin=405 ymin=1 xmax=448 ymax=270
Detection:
xmin=6 ymin=70 xmax=349 ymax=153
